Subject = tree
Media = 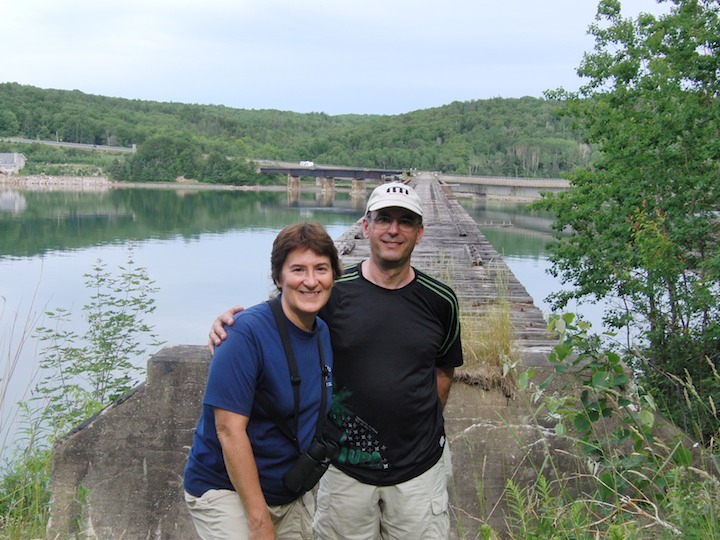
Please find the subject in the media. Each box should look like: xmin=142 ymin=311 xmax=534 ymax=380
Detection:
xmin=120 ymin=133 xmax=201 ymax=182
xmin=535 ymin=0 xmax=720 ymax=439
xmin=0 ymin=110 xmax=19 ymax=135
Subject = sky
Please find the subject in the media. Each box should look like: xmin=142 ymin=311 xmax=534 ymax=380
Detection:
xmin=2 ymin=0 xmax=671 ymax=116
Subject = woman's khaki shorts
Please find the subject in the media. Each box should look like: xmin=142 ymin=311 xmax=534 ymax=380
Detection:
xmin=185 ymin=488 xmax=315 ymax=539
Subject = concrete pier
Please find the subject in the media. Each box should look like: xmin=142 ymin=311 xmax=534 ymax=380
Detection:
xmin=48 ymin=174 xmax=568 ymax=539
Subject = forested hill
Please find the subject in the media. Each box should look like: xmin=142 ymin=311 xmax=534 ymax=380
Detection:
xmin=0 ymin=82 xmax=592 ymax=183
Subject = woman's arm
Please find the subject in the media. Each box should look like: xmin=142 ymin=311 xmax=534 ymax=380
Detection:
xmin=215 ymin=407 xmax=275 ymax=540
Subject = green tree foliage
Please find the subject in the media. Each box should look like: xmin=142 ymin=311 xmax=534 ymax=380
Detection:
xmin=115 ymin=133 xmax=201 ymax=182
xmin=0 ymin=82 xmax=591 ymax=180
xmin=535 ymin=0 xmax=720 ymax=439
xmin=33 ymin=253 xmax=163 ymax=437
xmin=0 ymin=110 xmax=19 ymax=135
xmin=105 ymin=133 xmax=263 ymax=184
xmin=503 ymin=313 xmax=720 ymax=539
xmin=199 ymin=152 xmax=263 ymax=185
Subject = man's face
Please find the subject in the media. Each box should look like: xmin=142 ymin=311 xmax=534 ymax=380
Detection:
xmin=363 ymin=207 xmax=424 ymax=269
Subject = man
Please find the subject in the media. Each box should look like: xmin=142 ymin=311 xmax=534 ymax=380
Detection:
xmin=209 ymin=182 xmax=463 ymax=539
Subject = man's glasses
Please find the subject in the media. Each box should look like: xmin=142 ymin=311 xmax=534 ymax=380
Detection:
xmin=372 ymin=214 xmax=421 ymax=233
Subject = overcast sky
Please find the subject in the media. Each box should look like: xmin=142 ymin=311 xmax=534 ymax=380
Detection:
xmin=3 ymin=0 xmax=670 ymax=115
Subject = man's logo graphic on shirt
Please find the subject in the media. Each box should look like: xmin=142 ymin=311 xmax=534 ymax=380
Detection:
xmin=329 ymin=389 xmax=386 ymax=470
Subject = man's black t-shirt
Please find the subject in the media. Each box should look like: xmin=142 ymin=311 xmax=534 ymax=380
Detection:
xmin=320 ymin=263 xmax=464 ymax=485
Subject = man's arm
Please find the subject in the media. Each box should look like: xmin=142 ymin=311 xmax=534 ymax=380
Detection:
xmin=215 ymin=408 xmax=275 ymax=539
xmin=436 ymin=366 xmax=455 ymax=409
xmin=208 ymin=306 xmax=244 ymax=353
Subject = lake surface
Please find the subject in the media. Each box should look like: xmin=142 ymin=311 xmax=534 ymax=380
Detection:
xmin=0 ymin=185 xmax=597 ymax=455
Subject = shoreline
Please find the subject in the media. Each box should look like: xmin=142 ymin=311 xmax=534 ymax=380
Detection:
xmin=0 ymin=174 xmax=537 ymax=202
xmin=0 ymin=175 xmax=280 ymax=192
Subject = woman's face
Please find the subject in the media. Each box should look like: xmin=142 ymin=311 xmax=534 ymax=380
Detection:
xmin=276 ymin=247 xmax=334 ymax=331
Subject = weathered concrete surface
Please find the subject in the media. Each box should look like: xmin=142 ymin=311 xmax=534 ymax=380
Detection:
xmin=47 ymin=345 xmax=567 ymax=539
xmin=445 ymin=365 xmax=577 ymax=538
xmin=47 ymin=345 xmax=208 ymax=540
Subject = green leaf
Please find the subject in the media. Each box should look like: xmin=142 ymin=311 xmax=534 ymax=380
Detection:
xmin=638 ymin=410 xmax=655 ymax=428
xmin=591 ymin=370 xmax=612 ymax=389
xmin=573 ymin=413 xmax=592 ymax=434
xmin=672 ymin=444 xmax=693 ymax=467
xmin=518 ymin=370 xmax=530 ymax=391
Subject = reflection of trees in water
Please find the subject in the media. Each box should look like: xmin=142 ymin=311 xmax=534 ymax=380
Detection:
xmin=0 ymin=188 xmax=361 ymax=258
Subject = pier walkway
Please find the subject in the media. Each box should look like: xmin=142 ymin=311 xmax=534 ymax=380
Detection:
xmin=335 ymin=172 xmax=557 ymax=363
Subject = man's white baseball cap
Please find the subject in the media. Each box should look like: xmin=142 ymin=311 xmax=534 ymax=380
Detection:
xmin=365 ymin=182 xmax=423 ymax=217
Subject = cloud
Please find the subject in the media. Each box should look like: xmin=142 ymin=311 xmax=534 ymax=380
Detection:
xmin=2 ymin=0 xmax=671 ymax=114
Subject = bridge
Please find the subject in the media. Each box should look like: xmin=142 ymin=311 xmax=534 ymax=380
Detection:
xmin=440 ymin=172 xmax=570 ymax=200
xmin=258 ymin=161 xmax=570 ymax=200
xmin=257 ymin=160 xmax=407 ymax=192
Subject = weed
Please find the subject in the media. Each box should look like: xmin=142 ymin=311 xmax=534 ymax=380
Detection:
xmin=485 ymin=313 xmax=720 ymax=539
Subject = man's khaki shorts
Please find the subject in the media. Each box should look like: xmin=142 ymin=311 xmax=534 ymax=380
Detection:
xmin=314 ymin=443 xmax=452 ymax=539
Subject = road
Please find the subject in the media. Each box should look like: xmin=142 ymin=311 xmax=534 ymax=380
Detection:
xmin=0 ymin=137 xmax=135 ymax=153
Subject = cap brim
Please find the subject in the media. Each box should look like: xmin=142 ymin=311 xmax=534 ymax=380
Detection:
xmin=367 ymin=200 xmax=423 ymax=216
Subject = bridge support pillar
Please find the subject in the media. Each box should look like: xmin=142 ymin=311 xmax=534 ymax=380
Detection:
xmin=351 ymin=179 xmax=366 ymax=195
xmin=287 ymin=190 xmax=300 ymax=206
xmin=320 ymin=176 xmax=334 ymax=192
xmin=287 ymin=174 xmax=300 ymax=191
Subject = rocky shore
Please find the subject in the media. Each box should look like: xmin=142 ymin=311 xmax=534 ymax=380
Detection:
xmin=0 ymin=175 xmax=277 ymax=192
xmin=0 ymin=175 xmax=114 ymax=191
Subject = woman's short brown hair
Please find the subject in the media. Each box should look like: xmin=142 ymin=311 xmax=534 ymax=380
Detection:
xmin=270 ymin=222 xmax=342 ymax=288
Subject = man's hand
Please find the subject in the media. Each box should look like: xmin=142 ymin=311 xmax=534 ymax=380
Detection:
xmin=208 ymin=306 xmax=244 ymax=353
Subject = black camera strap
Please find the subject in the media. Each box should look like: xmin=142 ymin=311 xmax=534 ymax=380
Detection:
xmin=255 ymin=295 xmax=328 ymax=452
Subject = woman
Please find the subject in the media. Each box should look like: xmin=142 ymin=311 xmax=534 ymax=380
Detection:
xmin=184 ymin=222 xmax=342 ymax=539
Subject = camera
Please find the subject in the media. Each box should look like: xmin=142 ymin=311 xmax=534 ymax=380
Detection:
xmin=283 ymin=436 xmax=340 ymax=494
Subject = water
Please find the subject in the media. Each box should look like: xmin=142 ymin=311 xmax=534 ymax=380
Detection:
xmin=0 ymin=186 xmax=598 ymax=456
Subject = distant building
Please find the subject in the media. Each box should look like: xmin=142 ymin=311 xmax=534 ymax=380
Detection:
xmin=0 ymin=153 xmax=26 ymax=174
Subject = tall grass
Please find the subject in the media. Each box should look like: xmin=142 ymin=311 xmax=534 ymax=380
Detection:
xmin=0 ymin=288 xmax=50 ymax=539
xmin=458 ymin=268 xmax=517 ymax=398
xmin=0 ymin=287 xmax=45 ymax=457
